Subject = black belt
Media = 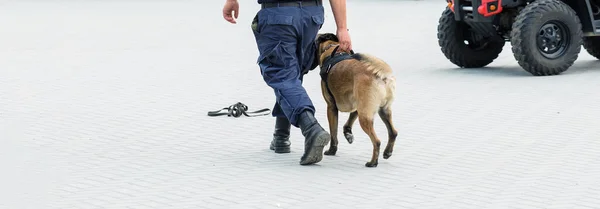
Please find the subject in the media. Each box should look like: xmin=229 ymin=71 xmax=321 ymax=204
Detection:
xmin=261 ymin=0 xmax=322 ymax=9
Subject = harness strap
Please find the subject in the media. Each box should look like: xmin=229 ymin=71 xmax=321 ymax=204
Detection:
xmin=207 ymin=102 xmax=271 ymax=117
xmin=319 ymin=46 xmax=355 ymax=110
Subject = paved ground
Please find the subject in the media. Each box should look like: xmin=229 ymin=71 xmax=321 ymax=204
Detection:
xmin=2 ymin=0 xmax=600 ymax=208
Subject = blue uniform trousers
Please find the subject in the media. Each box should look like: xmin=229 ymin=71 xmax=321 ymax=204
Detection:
xmin=251 ymin=3 xmax=325 ymax=127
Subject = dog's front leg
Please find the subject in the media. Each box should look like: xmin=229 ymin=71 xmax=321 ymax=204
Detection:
xmin=323 ymin=104 xmax=338 ymax=156
xmin=343 ymin=111 xmax=358 ymax=144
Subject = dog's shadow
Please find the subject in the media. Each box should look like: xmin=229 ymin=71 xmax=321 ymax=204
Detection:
xmin=436 ymin=60 xmax=600 ymax=77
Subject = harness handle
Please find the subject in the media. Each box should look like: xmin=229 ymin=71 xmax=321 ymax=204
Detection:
xmin=330 ymin=45 xmax=355 ymax=59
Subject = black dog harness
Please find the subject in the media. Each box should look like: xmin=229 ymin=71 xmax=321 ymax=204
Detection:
xmin=319 ymin=45 xmax=356 ymax=109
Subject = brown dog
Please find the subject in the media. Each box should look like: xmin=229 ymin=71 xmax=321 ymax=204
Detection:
xmin=314 ymin=33 xmax=398 ymax=167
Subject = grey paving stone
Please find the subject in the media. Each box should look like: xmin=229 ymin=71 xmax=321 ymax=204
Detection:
xmin=2 ymin=0 xmax=600 ymax=209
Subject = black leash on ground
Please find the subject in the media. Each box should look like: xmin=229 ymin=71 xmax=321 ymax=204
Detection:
xmin=207 ymin=102 xmax=271 ymax=118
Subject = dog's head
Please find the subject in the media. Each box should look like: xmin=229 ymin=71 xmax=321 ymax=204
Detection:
xmin=315 ymin=33 xmax=339 ymax=56
xmin=303 ymin=33 xmax=339 ymax=73
xmin=308 ymin=33 xmax=339 ymax=69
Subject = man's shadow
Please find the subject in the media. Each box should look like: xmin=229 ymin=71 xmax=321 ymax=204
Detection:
xmin=436 ymin=60 xmax=600 ymax=77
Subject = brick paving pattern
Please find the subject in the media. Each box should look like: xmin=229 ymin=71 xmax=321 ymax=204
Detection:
xmin=1 ymin=0 xmax=600 ymax=208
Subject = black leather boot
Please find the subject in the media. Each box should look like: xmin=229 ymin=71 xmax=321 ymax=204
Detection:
xmin=297 ymin=111 xmax=331 ymax=165
xmin=269 ymin=116 xmax=291 ymax=153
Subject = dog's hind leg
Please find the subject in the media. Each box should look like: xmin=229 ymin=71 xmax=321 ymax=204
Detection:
xmin=324 ymin=104 xmax=339 ymax=156
xmin=343 ymin=111 xmax=358 ymax=144
xmin=355 ymin=76 xmax=383 ymax=167
xmin=358 ymin=111 xmax=380 ymax=167
xmin=379 ymin=106 xmax=398 ymax=159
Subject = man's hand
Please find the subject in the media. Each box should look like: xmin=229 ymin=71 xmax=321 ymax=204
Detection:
xmin=336 ymin=28 xmax=352 ymax=52
xmin=329 ymin=0 xmax=352 ymax=52
xmin=223 ymin=0 xmax=239 ymax=24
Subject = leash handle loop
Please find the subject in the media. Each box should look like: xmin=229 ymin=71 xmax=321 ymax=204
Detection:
xmin=207 ymin=102 xmax=271 ymax=117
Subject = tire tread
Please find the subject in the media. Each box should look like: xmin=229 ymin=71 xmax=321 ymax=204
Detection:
xmin=510 ymin=0 xmax=582 ymax=76
xmin=583 ymin=36 xmax=600 ymax=60
xmin=438 ymin=8 xmax=505 ymax=68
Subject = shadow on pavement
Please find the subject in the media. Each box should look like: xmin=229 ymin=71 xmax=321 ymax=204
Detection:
xmin=436 ymin=60 xmax=600 ymax=77
xmin=560 ymin=60 xmax=600 ymax=75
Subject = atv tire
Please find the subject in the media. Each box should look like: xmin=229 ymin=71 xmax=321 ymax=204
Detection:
xmin=437 ymin=8 xmax=505 ymax=68
xmin=510 ymin=0 xmax=582 ymax=76
xmin=583 ymin=36 xmax=600 ymax=60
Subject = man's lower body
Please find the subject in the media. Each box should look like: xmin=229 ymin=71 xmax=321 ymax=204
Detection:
xmin=252 ymin=0 xmax=330 ymax=165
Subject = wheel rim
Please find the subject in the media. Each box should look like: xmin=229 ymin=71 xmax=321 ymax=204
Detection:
xmin=536 ymin=21 xmax=570 ymax=59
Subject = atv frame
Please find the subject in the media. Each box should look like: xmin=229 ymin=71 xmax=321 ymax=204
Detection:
xmin=437 ymin=0 xmax=600 ymax=75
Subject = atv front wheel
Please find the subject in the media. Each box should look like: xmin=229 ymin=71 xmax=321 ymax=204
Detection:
xmin=510 ymin=0 xmax=583 ymax=76
xmin=437 ymin=8 xmax=505 ymax=68
xmin=583 ymin=36 xmax=600 ymax=59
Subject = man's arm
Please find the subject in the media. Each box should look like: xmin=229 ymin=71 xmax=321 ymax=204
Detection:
xmin=328 ymin=0 xmax=352 ymax=51
xmin=328 ymin=0 xmax=347 ymax=31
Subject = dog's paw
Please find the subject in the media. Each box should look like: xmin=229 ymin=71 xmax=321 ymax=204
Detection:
xmin=344 ymin=133 xmax=354 ymax=144
xmin=383 ymin=146 xmax=394 ymax=159
xmin=324 ymin=146 xmax=337 ymax=156
xmin=365 ymin=161 xmax=378 ymax=167
xmin=383 ymin=152 xmax=392 ymax=159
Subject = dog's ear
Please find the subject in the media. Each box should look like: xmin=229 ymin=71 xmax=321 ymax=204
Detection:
xmin=315 ymin=33 xmax=339 ymax=48
xmin=324 ymin=33 xmax=339 ymax=42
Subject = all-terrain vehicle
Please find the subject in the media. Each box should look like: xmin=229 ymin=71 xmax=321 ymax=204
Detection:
xmin=437 ymin=0 xmax=600 ymax=75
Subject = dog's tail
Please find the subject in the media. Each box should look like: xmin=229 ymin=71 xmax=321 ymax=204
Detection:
xmin=351 ymin=53 xmax=394 ymax=79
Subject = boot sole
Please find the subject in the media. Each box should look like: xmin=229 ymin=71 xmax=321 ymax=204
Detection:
xmin=270 ymin=144 xmax=291 ymax=153
xmin=299 ymin=132 xmax=331 ymax=165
